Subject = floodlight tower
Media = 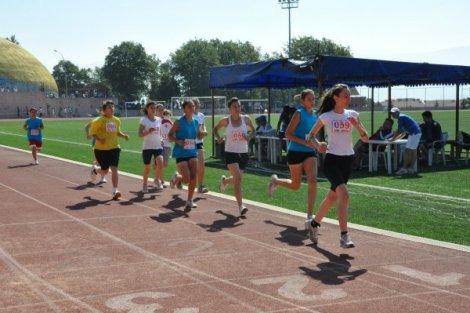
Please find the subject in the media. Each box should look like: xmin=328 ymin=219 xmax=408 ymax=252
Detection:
xmin=278 ymin=0 xmax=299 ymax=57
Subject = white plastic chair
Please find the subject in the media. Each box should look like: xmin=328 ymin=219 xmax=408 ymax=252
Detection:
xmin=372 ymin=145 xmax=388 ymax=172
xmin=427 ymin=132 xmax=448 ymax=166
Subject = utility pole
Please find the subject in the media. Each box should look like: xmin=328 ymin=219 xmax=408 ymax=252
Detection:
xmin=278 ymin=0 xmax=299 ymax=57
xmin=53 ymin=49 xmax=68 ymax=97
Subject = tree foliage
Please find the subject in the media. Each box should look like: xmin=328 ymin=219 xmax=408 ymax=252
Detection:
xmin=52 ymin=60 xmax=91 ymax=95
xmin=149 ymin=61 xmax=180 ymax=102
xmin=286 ymin=36 xmax=352 ymax=60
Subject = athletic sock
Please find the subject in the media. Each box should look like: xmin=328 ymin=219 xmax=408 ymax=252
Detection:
xmin=341 ymin=231 xmax=348 ymax=235
xmin=307 ymin=214 xmax=313 ymax=220
xmin=311 ymin=220 xmax=321 ymax=228
xmin=112 ymin=187 xmax=117 ymax=194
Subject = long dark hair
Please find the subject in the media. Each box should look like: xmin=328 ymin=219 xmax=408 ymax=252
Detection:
xmin=143 ymin=101 xmax=156 ymax=116
xmin=318 ymin=84 xmax=349 ymax=115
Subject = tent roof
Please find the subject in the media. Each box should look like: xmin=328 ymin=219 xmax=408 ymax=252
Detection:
xmin=209 ymin=55 xmax=470 ymax=89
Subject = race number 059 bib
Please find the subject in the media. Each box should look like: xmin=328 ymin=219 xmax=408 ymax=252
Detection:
xmin=106 ymin=122 xmax=117 ymax=133
xmin=183 ymin=139 xmax=196 ymax=150
xmin=332 ymin=120 xmax=351 ymax=133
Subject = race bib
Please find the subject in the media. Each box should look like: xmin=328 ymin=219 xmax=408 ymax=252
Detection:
xmin=332 ymin=120 xmax=352 ymax=133
xmin=231 ymin=131 xmax=245 ymax=141
xmin=30 ymin=129 xmax=40 ymax=136
xmin=106 ymin=122 xmax=117 ymax=133
xmin=183 ymin=139 xmax=196 ymax=150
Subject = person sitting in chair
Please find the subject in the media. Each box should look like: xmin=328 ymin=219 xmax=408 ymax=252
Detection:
xmin=419 ymin=110 xmax=442 ymax=162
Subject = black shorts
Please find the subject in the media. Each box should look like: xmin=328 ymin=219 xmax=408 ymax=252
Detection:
xmin=225 ymin=152 xmax=249 ymax=170
xmin=287 ymin=150 xmax=317 ymax=165
xmin=323 ymin=154 xmax=354 ymax=191
xmin=196 ymin=142 xmax=204 ymax=150
xmin=176 ymin=156 xmax=197 ymax=164
xmin=142 ymin=149 xmax=163 ymax=165
xmin=94 ymin=148 xmax=120 ymax=171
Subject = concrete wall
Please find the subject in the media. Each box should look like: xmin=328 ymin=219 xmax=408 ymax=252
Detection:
xmin=0 ymin=91 xmax=118 ymax=118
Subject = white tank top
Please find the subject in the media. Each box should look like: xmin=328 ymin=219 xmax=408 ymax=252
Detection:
xmin=225 ymin=115 xmax=248 ymax=153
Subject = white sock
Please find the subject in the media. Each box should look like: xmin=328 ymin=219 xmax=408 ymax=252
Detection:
xmin=112 ymin=187 xmax=117 ymax=194
xmin=307 ymin=214 xmax=313 ymax=220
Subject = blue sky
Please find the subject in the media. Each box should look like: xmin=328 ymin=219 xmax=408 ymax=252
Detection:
xmin=2 ymin=0 xmax=469 ymax=71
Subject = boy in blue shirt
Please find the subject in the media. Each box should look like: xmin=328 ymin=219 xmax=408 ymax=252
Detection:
xmin=23 ymin=107 xmax=44 ymax=165
xmin=389 ymin=107 xmax=421 ymax=174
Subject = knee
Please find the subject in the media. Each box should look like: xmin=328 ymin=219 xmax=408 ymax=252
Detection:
xmin=291 ymin=180 xmax=301 ymax=191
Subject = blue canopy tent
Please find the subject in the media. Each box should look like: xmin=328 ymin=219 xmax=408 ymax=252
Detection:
xmin=209 ymin=56 xmax=470 ymax=156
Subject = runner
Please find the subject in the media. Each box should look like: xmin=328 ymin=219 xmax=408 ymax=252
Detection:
xmin=167 ymin=99 xmax=200 ymax=212
xmin=138 ymin=101 xmax=164 ymax=193
xmin=85 ymin=115 xmax=107 ymax=183
xmin=268 ymin=89 xmax=319 ymax=239
xmin=23 ymin=107 xmax=43 ymax=165
xmin=160 ymin=109 xmax=173 ymax=187
xmin=89 ymin=100 xmax=130 ymax=200
xmin=306 ymin=84 xmax=369 ymax=248
xmin=214 ymin=97 xmax=256 ymax=216
xmin=192 ymin=97 xmax=209 ymax=193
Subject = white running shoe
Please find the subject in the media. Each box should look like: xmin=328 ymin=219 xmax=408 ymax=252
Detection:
xmin=395 ymin=168 xmax=408 ymax=175
xmin=142 ymin=185 xmax=148 ymax=193
xmin=268 ymin=174 xmax=278 ymax=196
xmin=90 ymin=165 xmax=98 ymax=182
xmin=309 ymin=221 xmax=319 ymax=244
xmin=155 ymin=182 xmax=164 ymax=191
xmin=99 ymin=176 xmax=107 ymax=183
xmin=219 ymin=175 xmax=227 ymax=193
xmin=185 ymin=200 xmax=196 ymax=212
xmin=198 ymin=185 xmax=209 ymax=193
xmin=340 ymin=233 xmax=355 ymax=248
xmin=239 ymin=205 xmax=248 ymax=216
xmin=170 ymin=172 xmax=179 ymax=189
xmin=34 ymin=159 xmax=39 ymax=165
xmin=113 ymin=190 xmax=122 ymax=201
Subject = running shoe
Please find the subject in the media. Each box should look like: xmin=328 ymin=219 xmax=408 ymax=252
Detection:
xmin=185 ymin=200 xmax=197 ymax=213
xmin=90 ymin=165 xmax=98 ymax=182
xmin=219 ymin=175 xmax=227 ymax=193
xmin=113 ymin=190 xmax=122 ymax=201
xmin=99 ymin=176 xmax=107 ymax=183
xmin=340 ymin=233 xmax=355 ymax=248
xmin=142 ymin=185 xmax=148 ymax=193
xmin=155 ymin=182 xmax=164 ymax=191
xmin=34 ymin=159 xmax=39 ymax=165
xmin=239 ymin=205 xmax=248 ymax=216
xmin=170 ymin=172 xmax=178 ymax=189
xmin=198 ymin=185 xmax=209 ymax=193
xmin=268 ymin=174 xmax=278 ymax=196
xmin=309 ymin=221 xmax=319 ymax=244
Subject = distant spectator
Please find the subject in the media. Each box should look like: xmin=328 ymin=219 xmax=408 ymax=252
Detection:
xmin=389 ymin=107 xmax=422 ymax=175
xmin=277 ymin=105 xmax=296 ymax=151
xmin=419 ymin=111 xmax=443 ymax=161
xmin=249 ymin=115 xmax=273 ymax=155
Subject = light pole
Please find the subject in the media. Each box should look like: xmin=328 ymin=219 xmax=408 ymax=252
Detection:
xmin=278 ymin=0 xmax=299 ymax=57
xmin=53 ymin=49 xmax=68 ymax=97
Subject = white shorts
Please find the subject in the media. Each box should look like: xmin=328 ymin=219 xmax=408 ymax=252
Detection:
xmin=406 ymin=133 xmax=421 ymax=150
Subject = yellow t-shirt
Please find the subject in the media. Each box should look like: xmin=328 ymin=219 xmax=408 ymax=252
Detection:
xmin=90 ymin=116 xmax=121 ymax=150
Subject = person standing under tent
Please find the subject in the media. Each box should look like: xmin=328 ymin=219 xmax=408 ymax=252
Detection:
xmin=139 ymin=101 xmax=164 ymax=193
xmin=168 ymin=99 xmax=200 ymax=212
xmin=23 ymin=107 xmax=43 ymax=165
xmin=306 ymin=84 xmax=369 ymax=248
xmin=192 ymin=97 xmax=209 ymax=193
xmin=160 ymin=109 xmax=173 ymax=187
xmin=85 ymin=115 xmax=107 ymax=183
xmin=389 ymin=107 xmax=422 ymax=175
xmin=268 ymin=89 xmax=320 ymax=241
xmin=89 ymin=100 xmax=130 ymax=200
xmin=214 ymin=97 xmax=256 ymax=216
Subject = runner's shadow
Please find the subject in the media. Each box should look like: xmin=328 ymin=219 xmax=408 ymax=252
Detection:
xmin=299 ymin=245 xmax=367 ymax=285
xmin=7 ymin=163 xmax=36 ymax=169
xmin=151 ymin=195 xmax=189 ymax=222
xmin=197 ymin=210 xmax=243 ymax=232
xmin=120 ymin=191 xmax=157 ymax=206
xmin=65 ymin=196 xmax=112 ymax=210
xmin=67 ymin=182 xmax=102 ymax=190
xmin=163 ymin=194 xmax=187 ymax=210
xmin=265 ymin=220 xmax=309 ymax=246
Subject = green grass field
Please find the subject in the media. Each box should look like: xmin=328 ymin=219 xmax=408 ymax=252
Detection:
xmin=1 ymin=110 xmax=469 ymax=245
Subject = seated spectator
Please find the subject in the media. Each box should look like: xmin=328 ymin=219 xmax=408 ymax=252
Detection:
xmin=249 ymin=115 xmax=273 ymax=156
xmin=456 ymin=131 xmax=470 ymax=159
xmin=419 ymin=111 xmax=443 ymax=160
xmin=353 ymin=118 xmax=394 ymax=169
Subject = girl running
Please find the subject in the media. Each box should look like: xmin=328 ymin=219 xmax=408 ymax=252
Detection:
xmin=306 ymin=84 xmax=368 ymax=248
xmin=89 ymin=100 xmax=130 ymax=200
xmin=23 ymin=107 xmax=43 ymax=165
xmin=160 ymin=109 xmax=173 ymax=187
xmin=214 ymin=97 xmax=255 ymax=216
xmin=139 ymin=101 xmax=164 ymax=193
xmin=168 ymin=99 xmax=200 ymax=212
xmin=192 ymin=97 xmax=209 ymax=193
xmin=268 ymin=89 xmax=319 ymax=239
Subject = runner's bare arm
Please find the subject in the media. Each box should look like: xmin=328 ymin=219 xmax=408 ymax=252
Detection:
xmin=168 ymin=120 xmax=184 ymax=146
xmin=213 ymin=117 xmax=228 ymax=144
xmin=306 ymin=120 xmax=327 ymax=153
xmin=349 ymin=116 xmax=368 ymax=143
xmin=244 ymin=116 xmax=256 ymax=140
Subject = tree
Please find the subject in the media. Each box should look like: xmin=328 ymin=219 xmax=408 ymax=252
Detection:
xmin=102 ymin=41 xmax=159 ymax=101
xmin=52 ymin=60 xmax=91 ymax=95
xmin=286 ymin=36 xmax=352 ymax=60
xmin=6 ymin=35 xmax=19 ymax=45
xmin=149 ymin=61 xmax=180 ymax=102
xmin=211 ymin=39 xmax=260 ymax=65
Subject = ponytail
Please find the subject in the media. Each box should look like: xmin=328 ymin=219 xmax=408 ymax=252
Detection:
xmin=318 ymin=84 xmax=349 ymax=115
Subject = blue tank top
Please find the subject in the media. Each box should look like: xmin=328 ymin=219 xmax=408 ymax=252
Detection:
xmin=172 ymin=116 xmax=198 ymax=158
xmin=288 ymin=107 xmax=318 ymax=153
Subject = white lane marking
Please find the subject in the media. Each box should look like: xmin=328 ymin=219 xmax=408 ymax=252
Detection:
xmin=384 ymin=265 xmax=465 ymax=287
xmin=0 ymin=244 xmax=101 ymax=312
xmin=251 ymin=275 xmax=347 ymax=301
xmin=105 ymin=292 xmax=199 ymax=313
xmin=168 ymin=239 xmax=214 ymax=256
xmin=0 ymin=181 xmax=318 ymax=313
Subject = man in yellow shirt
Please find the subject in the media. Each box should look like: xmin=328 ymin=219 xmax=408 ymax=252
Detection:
xmin=90 ymin=100 xmax=129 ymax=200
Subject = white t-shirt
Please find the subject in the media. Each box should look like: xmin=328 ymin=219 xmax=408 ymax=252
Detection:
xmin=319 ymin=109 xmax=358 ymax=156
xmin=160 ymin=118 xmax=173 ymax=147
xmin=140 ymin=116 xmax=162 ymax=150
xmin=195 ymin=112 xmax=205 ymax=144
